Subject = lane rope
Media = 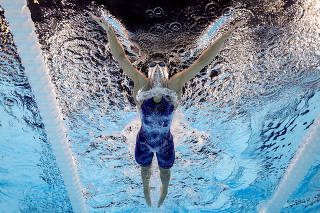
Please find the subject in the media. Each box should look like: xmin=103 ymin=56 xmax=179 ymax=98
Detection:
xmin=260 ymin=113 xmax=320 ymax=213
xmin=1 ymin=1 xmax=88 ymax=212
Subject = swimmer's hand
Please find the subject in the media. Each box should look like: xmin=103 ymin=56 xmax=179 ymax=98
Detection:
xmin=89 ymin=12 xmax=111 ymax=31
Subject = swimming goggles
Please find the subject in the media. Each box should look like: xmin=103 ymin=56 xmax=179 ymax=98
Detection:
xmin=149 ymin=61 xmax=166 ymax=67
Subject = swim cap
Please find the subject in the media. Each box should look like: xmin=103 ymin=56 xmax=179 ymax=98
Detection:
xmin=148 ymin=65 xmax=169 ymax=88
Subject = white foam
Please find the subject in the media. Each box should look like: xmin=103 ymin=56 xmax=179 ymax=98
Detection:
xmin=136 ymin=87 xmax=178 ymax=107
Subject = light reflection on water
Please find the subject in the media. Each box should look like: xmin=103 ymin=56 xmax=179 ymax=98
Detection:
xmin=0 ymin=0 xmax=320 ymax=212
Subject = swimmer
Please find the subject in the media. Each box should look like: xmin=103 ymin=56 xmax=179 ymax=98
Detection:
xmin=89 ymin=12 xmax=244 ymax=207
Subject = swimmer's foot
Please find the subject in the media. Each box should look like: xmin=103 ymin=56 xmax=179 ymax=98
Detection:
xmin=157 ymin=185 xmax=168 ymax=207
xmin=143 ymin=186 xmax=151 ymax=206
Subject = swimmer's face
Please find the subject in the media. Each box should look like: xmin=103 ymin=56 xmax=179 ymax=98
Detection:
xmin=148 ymin=61 xmax=169 ymax=88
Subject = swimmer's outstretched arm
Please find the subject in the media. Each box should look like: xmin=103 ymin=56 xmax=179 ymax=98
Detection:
xmin=168 ymin=20 xmax=245 ymax=92
xmin=89 ymin=13 xmax=148 ymax=87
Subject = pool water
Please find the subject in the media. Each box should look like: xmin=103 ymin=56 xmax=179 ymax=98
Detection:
xmin=0 ymin=0 xmax=319 ymax=212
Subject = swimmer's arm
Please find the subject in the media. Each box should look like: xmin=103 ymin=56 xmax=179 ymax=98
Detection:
xmin=107 ymin=27 xmax=148 ymax=86
xmin=89 ymin=13 xmax=148 ymax=86
xmin=168 ymin=20 xmax=244 ymax=92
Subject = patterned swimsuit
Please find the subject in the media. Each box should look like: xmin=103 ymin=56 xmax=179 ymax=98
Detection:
xmin=135 ymin=96 xmax=175 ymax=169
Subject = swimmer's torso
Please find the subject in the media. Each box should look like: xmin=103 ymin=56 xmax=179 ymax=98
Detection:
xmin=138 ymin=96 xmax=174 ymax=152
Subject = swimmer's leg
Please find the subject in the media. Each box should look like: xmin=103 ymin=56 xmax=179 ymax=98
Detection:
xmin=141 ymin=165 xmax=152 ymax=206
xmin=156 ymin=133 xmax=175 ymax=207
xmin=158 ymin=167 xmax=171 ymax=207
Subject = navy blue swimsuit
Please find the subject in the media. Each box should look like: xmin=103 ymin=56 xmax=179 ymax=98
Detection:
xmin=135 ymin=96 xmax=175 ymax=169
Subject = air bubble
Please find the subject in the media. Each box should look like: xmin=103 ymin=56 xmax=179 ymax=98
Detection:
xmin=149 ymin=25 xmax=165 ymax=36
xmin=136 ymin=33 xmax=153 ymax=49
xmin=191 ymin=17 xmax=209 ymax=32
xmin=205 ymin=2 xmax=219 ymax=18
xmin=145 ymin=9 xmax=154 ymax=18
xmin=169 ymin=22 xmax=182 ymax=32
xmin=4 ymin=97 xmax=16 ymax=106
xmin=153 ymin=7 xmax=164 ymax=17
xmin=222 ymin=7 xmax=232 ymax=16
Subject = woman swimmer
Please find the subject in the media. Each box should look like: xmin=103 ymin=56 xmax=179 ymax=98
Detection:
xmin=89 ymin=12 xmax=244 ymax=207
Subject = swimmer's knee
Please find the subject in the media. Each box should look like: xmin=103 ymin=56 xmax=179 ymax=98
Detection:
xmin=159 ymin=166 xmax=170 ymax=172
xmin=141 ymin=164 xmax=152 ymax=169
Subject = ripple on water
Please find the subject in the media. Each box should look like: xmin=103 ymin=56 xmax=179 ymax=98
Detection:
xmin=18 ymin=1 xmax=320 ymax=211
xmin=312 ymin=174 xmax=320 ymax=192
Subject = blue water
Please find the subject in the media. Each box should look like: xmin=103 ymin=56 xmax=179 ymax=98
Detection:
xmin=0 ymin=1 xmax=320 ymax=213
